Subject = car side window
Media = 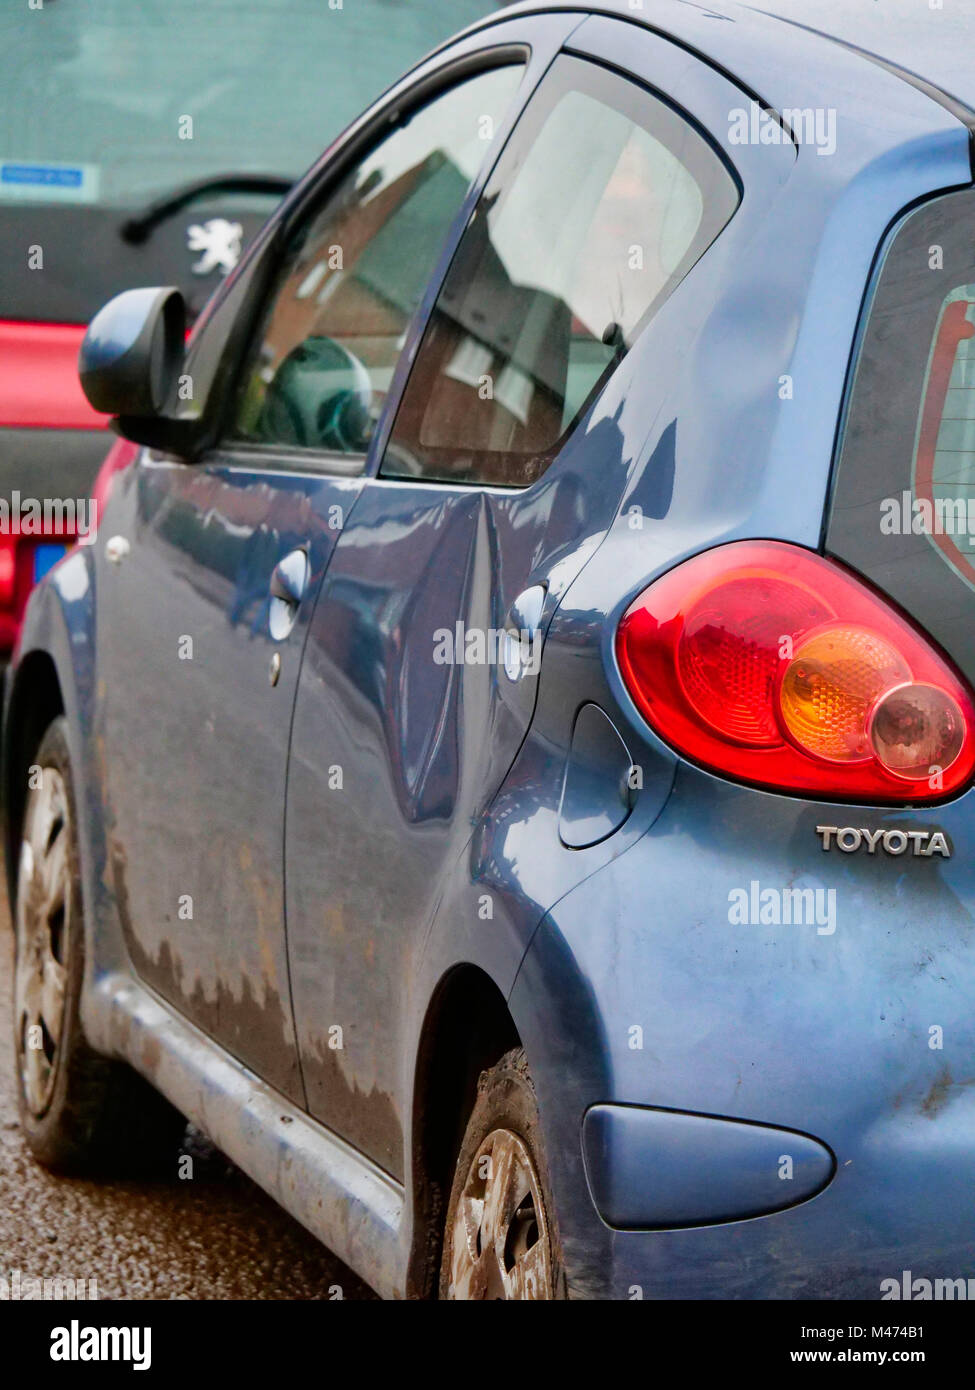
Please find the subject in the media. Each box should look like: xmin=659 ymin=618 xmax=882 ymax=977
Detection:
xmin=381 ymin=55 xmax=740 ymax=488
xmin=229 ymin=62 xmax=525 ymax=460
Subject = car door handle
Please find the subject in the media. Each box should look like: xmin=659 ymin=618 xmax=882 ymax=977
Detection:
xmin=502 ymin=583 xmax=546 ymax=682
xmin=105 ymin=534 xmax=130 ymax=565
xmin=268 ymin=548 xmax=310 ymax=642
xmin=269 ymin=548 xmax=309 ymax=606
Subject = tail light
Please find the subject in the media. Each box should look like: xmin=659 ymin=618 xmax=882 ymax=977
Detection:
xmin=616 ymin=541 xmax=975 ymax=802
xmin=0 ymin=538 xmax=15 ymax=608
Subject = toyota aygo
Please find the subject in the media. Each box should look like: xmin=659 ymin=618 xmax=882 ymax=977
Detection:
xmin=6 ymin=0 xmax=975 ymax=1299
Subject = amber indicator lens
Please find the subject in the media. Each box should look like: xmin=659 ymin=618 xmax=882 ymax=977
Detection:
xmin=779 ymin=627 xmax=910 ymax=762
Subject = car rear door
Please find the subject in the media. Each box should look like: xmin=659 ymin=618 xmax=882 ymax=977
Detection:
xmin=283 ymin=38 xmax=743 ymax=1179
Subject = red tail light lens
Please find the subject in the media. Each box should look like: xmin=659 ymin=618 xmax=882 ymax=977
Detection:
xmin=616 ymin=541 xmax=975 ymax=802
xmin=0 ymin=538 xmax=15 ymax=607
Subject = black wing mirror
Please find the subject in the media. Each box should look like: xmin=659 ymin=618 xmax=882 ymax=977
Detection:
xmin=79 ymin=287 xmax=187 ymax=442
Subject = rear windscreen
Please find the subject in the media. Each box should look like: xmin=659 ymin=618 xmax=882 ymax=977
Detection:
xmin=827 ymin=187 xmax=975 ymax=682
xmin=0 ymin=0 xmax=505 ymax=207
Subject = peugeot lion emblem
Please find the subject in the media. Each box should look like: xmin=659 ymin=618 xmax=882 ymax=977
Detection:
xmin=186 ymin=218 xmax=243 ymax=276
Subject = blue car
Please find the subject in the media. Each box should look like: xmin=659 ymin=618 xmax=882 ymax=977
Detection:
xmin=6 ymin=0 xmax=975 ymax=1300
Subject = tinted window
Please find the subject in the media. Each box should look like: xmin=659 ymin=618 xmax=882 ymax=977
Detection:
xmin=381 ymin=55 xmax=739 ymax=488
xmin=827 ymin=188 xmax=975 ymax=683
xmin=229 ymin=64 xmax=524 ymax=458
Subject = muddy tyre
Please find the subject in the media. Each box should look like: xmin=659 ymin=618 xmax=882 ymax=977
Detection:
xmin=12 ymin=716 xmax=184 ymax=1174
xmin=440 ymin=1047 xmax=566 ymax=1299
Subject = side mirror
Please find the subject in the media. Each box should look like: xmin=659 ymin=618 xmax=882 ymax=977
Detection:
xmin=79 ymin=287 xmax=185 ymax=418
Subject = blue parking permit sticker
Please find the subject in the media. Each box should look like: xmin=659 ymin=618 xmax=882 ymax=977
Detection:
xmin=0 ymin=160 xmax=99 ymax=203
xmin=33 ymin=543 xmax=66 ymax=582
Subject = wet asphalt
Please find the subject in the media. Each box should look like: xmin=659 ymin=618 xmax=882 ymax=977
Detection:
xmin=0 ymin=898 xmax=376 ymax=1300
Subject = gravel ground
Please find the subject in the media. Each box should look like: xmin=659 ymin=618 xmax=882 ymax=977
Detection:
xmin=0 ymin=897 xmax=376 ymax=1300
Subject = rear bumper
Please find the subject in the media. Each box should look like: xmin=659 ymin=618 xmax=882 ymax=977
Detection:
xmin=510 ymin=760 xmax=975 ymax=1298
xmin=577 ymin=1102 xmax=975 ymax=1299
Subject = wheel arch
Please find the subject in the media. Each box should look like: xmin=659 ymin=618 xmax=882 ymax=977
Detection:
xmin=406 ymin=962 xmax=521 ymax=1298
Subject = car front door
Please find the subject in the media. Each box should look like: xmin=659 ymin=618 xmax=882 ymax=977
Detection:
xmin=284 ymin=47 xmax=742 ymax=1177
xmin=95 ymin=48 xmax=534 ymax=1100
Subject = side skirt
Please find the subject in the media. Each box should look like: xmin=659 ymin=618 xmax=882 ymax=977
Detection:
xmin=93 ymin=972 xmax=405 ymax=1300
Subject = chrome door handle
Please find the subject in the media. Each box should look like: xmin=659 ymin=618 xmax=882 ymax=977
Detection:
xmin=502 ymin=583 xmax=546 ymax=682
xmin=268 ymin=547 xmax=309 ymax=640
xmin=105 ymin=534 xmax=130 ymax=565
xmin=270 ymin=548 xmax=309 ymax=606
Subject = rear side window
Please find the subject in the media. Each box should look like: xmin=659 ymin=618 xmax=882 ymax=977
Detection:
xmin=381 ymin=54 xmax=739 ymax=488
xmin=827 ymin=188 xmax=975 ymax=682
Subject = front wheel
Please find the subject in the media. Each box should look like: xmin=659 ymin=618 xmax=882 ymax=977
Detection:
xmin=13 ymin=716 xmax=184 ymax=1174
xmin=440 ymin=1048 xmax=565 ymax=1300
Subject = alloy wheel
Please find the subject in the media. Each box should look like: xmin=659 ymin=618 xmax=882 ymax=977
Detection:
xmin=445 ymin=1126 xmax=553 ymax=1299
xmin=14 ymin=767 xmax=72 ymax=1117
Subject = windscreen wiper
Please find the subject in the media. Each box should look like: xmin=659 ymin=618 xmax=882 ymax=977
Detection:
xmin=120 ymin=173 xmax=295 ymax=244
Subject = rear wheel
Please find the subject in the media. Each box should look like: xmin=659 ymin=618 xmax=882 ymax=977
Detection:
xmin=13 ymin=716 xmax=184 ymax=1174
xmin=440 ymin=1047 xmax=565 ymax=1300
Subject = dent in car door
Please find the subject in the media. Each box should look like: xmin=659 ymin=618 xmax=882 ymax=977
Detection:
xmin=284 ymin=52 xmax=742 ymax=1178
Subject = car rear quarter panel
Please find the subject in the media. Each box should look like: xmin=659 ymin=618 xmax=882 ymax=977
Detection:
xmin=493 ymin=8 xmax=975 ymax=1300
xmin=510 ymin=765 xmax=975 ymax=1299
